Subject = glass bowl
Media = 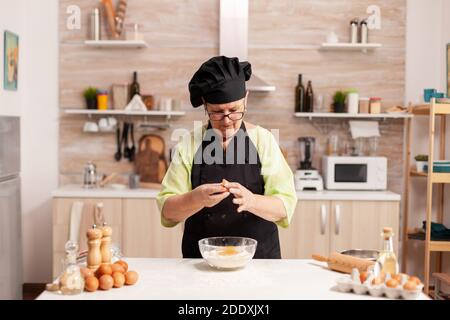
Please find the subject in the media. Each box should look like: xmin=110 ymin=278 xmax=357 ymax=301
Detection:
xmin=198 ymin=237 xmax=257 ymax=270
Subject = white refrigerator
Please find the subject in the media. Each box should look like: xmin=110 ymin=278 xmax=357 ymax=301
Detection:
xmin=0 ymin=116 xmax=22 ymax=299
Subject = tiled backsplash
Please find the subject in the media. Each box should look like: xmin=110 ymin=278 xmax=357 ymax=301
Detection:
xmin=59 ymin=0 xmax=406 ymax=194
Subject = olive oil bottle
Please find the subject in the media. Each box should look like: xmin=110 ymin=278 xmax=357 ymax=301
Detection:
xmin=375 ymin=227 xmax=399 ymax=275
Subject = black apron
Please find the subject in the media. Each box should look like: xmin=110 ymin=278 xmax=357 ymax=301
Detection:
xmin=182 ymin=121 xmax=281 ymax=259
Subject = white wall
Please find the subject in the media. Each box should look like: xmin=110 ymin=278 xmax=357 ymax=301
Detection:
xmin=0 ymin=1 xmax=24 ymax=117
xmin=20 ymin=0 xmax=59 ymax=283
xmin=0 ymin=0 xmax=58 ymax=283
xmin=405 ymin=0 xmax=450 ymax=280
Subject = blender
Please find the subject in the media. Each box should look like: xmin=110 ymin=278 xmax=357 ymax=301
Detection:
xmin=295 ymin=137 xmax=324 ymax=191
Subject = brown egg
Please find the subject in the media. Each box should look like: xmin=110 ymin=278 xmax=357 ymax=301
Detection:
xmin=386 ymin=279 xmax=399 ymax=288
xmin=372 ymin=277 xmax=383 ymax=286
xmin=403 ymin=280 xmax=418 ymax=291
xmin=99 ymin=274 xmax=114 ymax=290
xmin=96 ymin=264 xmax=112 ymax=277
xmin=379 ymin=271 xmax=386 ymax=281
xmin=392 ymin=274 xmax=403 ymax=283
xmin=125 ymin=271 xmax=138 ymax=285
xmin=116 ymin=260 xmax=128 ymax=273
xmin=111 ymin=263 xmax=125 ymax=274
xmin=409 ymin=276 xmax=422 ymax=285
xmin=359 ymin=271 xmax=369 ymax=284
xmin=85 ymin=276 xmax=99 ymax=292
xmin=113 ymin=272 xmax=125 ymax=288
xmin=80 ymin=267 xmax=94 ymax=279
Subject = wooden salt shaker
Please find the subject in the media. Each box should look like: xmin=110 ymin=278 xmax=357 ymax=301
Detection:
xmin=101 ymin=222 xmax=112 ymax=264
xmin=86 ymin=224 xmax=102 ymax=270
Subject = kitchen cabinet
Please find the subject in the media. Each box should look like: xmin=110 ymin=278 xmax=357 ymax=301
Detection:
xmin=279 ymin=200 xmax=399 ymax=259
xmin=52 ymin=197 xmax=183 ymax=278
xmin=52 ymin=198 xmax=122 ymax=278
xmin=122 ymin=199 xmax=183 ymax=258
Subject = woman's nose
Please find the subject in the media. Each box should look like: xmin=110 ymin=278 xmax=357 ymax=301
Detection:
xmin=222 ymin=115 xmax=233 ymax=125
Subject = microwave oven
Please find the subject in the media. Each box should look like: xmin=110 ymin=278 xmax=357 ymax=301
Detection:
xmin=322 ymin=156 xmax=387 ymax=190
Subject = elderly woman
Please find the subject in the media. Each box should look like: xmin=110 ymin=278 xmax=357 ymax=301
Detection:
xmin=157 ymin=56 xmax=297 ymax=259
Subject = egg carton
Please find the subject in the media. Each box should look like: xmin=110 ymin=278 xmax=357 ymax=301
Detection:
xmin=335 ymin=269 xmax=424 ymax=300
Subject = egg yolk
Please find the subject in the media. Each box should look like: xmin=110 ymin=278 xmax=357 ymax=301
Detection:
xmin=218 ymin=246 xmax=239 ymax=256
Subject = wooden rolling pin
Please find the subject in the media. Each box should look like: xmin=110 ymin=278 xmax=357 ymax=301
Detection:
xmin=312 ymin=252 xmax=375 ymax=274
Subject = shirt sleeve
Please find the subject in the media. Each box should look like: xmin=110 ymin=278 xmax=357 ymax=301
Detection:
xmin=258 ymin=129 xmax=297 ymax=228
xmin=156 ymin=142 xmax=193 ymax=228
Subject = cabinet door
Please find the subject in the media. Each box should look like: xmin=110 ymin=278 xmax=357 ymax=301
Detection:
xmin=52 ymin=198 xmax=122 ymax=278
xmin=122 ymin=199 xmax=183 ymax=258
xmin=330 ymin=201 xmax=399 ymax=254
xmin=279 ymin=201 xmax=330 ymax=259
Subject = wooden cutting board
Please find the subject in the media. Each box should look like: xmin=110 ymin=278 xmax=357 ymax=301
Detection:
xmin=135 ymin=134 xmax=167 ymax=183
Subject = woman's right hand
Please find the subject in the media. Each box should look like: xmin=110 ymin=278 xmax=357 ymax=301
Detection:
xmin=191 ymin=183 xmax=230 ymax=208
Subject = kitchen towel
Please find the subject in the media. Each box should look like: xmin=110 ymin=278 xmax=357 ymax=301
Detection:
xmin=69 ymin=201 xmax=84 ymax=245
xmin=349 ymin=120 xmax=380 ymax=139
xmin=78 ymin=203 xmax=96 ymax=253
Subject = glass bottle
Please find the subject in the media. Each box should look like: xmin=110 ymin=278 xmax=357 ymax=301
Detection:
xmin=304 ymin=81 xmax=314 ymax=113
xmin=375 ymin=227 xmax=399 ymax=276
xmin=295 ymin=74 xmax=305 ymax=113
xmin=58 ymin=241 xmax=84 ymax=295
xmin=129 ymin=71 xmax=140 ymax=101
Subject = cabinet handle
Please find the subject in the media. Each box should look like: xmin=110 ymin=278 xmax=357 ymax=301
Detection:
xmin=320 ymin=204 xmax=327 ymax=235
xmin=335 ymin=204 xmax=341 ymax=235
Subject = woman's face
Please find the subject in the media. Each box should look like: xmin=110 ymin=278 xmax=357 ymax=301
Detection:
xmin=205 ymin=93 xmax=248 ymax=140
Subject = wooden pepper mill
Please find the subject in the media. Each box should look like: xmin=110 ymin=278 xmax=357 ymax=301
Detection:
xmin=86 ymin=224 xmax=102 ymax=270
xmin=100 ymin=222 xmax=113 ymax=264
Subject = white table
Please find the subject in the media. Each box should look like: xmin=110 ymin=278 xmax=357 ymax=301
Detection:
xmin=37 ymin=258 xmax=430 ymax=300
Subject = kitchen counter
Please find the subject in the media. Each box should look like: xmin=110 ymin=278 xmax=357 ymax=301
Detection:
xmin=53 ymin=185 xmax=401 ymax=201
xmin=36 ymin=258 xmax=427 ymax=300
xmin=52 ymin=185 xmax=159 ymax=198
xmin=296 ymin=190 xmax=401 ymax=201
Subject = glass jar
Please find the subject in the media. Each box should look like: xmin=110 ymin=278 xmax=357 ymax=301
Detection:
xmin=58 ymin=241 xmax=84 ymax=295
xmin=97 ymin=90 xmax=109 ymax=110
xmin=369 ymin=97 xmax=382 ymax=114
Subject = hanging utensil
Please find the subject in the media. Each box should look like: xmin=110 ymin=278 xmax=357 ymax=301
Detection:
xmin=129 ymin=122 xmax=136 ymax=162
xmin=123 ymin=122 xmax=131 ymax=160
xmin=114 ymin=126 xmax=122 ymax=161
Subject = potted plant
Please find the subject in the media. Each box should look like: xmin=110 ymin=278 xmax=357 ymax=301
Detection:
xmin=414 ymin=154 xmax=428 ymax=173
xmin=83 ymin=87 xmax=98 ymax=109
xmin=333 ymin=91 xmax=346 ymax=113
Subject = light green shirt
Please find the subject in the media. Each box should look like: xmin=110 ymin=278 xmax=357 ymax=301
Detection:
xmin=156 ymin=123 xmax=297 ymax=228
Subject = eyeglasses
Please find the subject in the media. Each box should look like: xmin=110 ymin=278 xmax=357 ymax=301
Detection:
xmin=205 ymin=101 xmax=247 ymax=122
xmin=207 ymin=111 xmax=245 ymax=121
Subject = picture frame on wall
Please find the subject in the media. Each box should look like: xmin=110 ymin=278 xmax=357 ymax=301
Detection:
xmin=447 ymin=43 xmax=450 ymax=98
xmin=3 ymin=30 xmax=19 ymax=91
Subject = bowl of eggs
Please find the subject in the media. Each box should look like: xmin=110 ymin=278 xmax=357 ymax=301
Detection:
xmin=198 ymin=237 xmax=257 ymax=270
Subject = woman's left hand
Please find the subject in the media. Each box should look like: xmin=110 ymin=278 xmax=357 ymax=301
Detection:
xmin=224 ymin=182 xmax=256 ymax=213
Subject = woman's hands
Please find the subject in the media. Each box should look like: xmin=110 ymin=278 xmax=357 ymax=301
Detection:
xmin=223 ymin=182 xmax=256 ymax=213
xmin=191 ymin=183 xmax=230 ymax=208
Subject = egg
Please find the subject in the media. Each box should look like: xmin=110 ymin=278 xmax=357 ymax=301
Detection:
xmin=372 ymin=277 xmax=383 ymax=286
xmin=111 ymin=263 xmax=125 ymax=274
xmin=99 ymin=274 xmax=114 ymax=290
xmin=403 ymin=280 xmax=418 ymax=291
xmin=85 ymin=276 xmax=99 ymax=292
xmin=218 ymin=246 xmax=239 ymax=256
xmin=125 ymin=271 xmax=139 ymax=285
xmin=80 ymin=267 xmax=94 ymax=279
xmin=359 ymin=271 xmax=369 ymax=284
xmin=386 ymin=279 xmax=399 ymax=288
xmin=113 ymin=272 xmax=125 ymax=288
xmin=116 ymin=260 xmax=128 ymax=273
xmin=392 ymin=274 xmax=403 ymax=283
xmin=409 ymin=276 xmax=422 ymax=286
xmin=96 ymin=264 xmax=112 ymax=277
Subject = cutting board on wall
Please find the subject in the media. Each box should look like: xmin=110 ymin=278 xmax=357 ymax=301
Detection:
xmin=135 ymin=134 xmax=167 ymax=184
